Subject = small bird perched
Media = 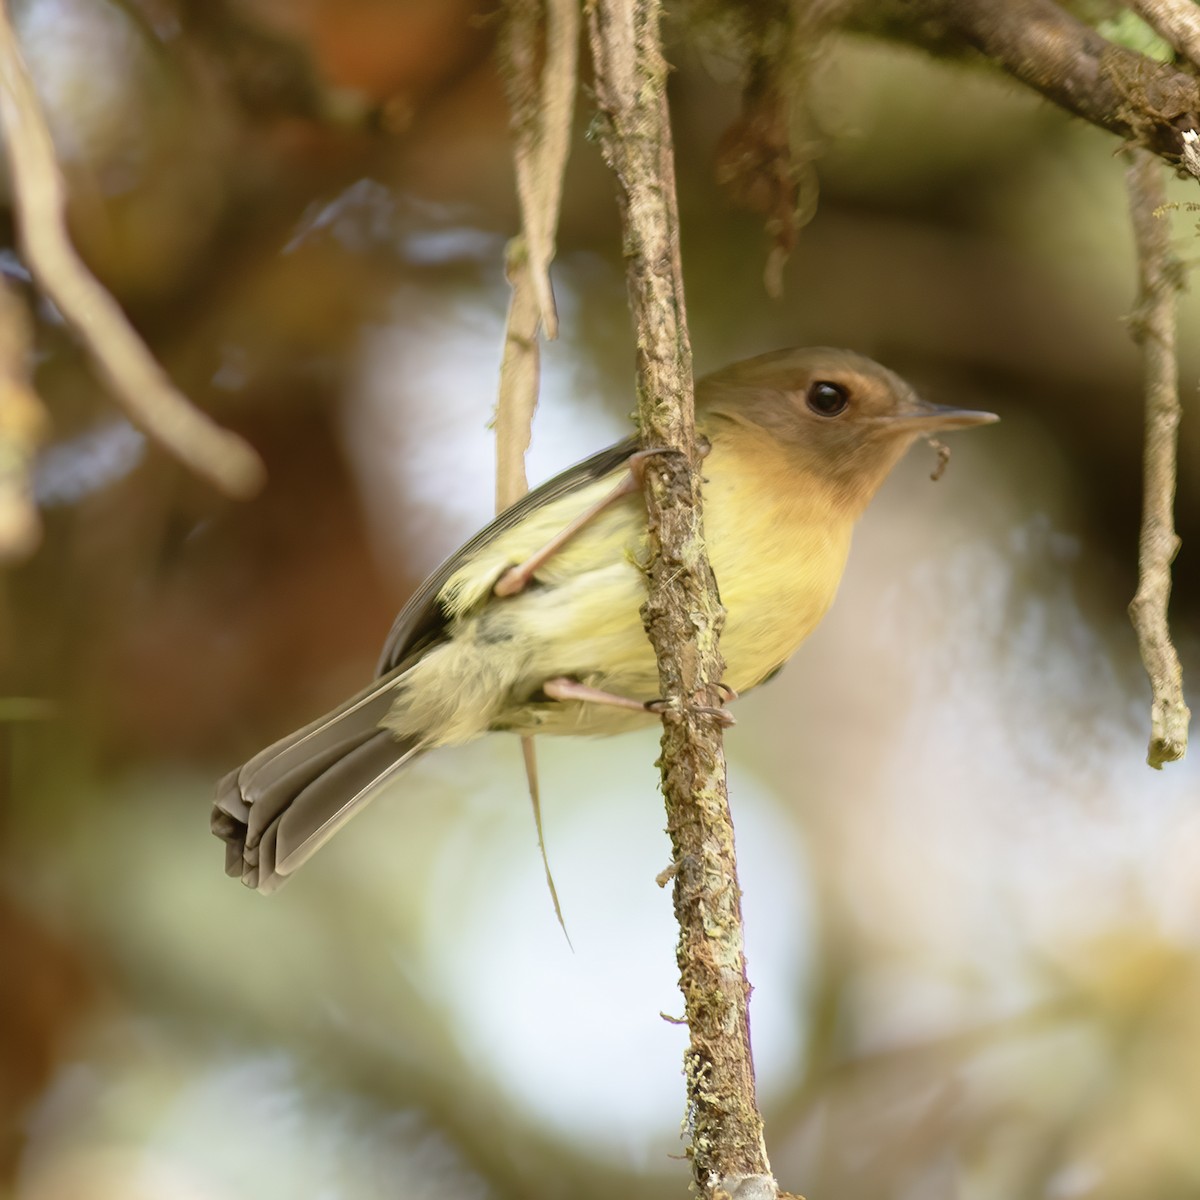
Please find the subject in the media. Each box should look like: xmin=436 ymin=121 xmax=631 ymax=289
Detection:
xmin=213 ymin=347 xmax=997 ymax=892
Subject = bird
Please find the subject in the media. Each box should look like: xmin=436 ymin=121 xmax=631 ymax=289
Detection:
xmin=212 ymin=346 xmax=997 ymax=893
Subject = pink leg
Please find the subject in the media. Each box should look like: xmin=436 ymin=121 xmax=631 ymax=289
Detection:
xmin=543 ymin=676 xmax=652 ymax=714
xmin=494 ymin=448 xmax=678 ymax=599
xmin=543 ymin=676 xmax=736 ymax=727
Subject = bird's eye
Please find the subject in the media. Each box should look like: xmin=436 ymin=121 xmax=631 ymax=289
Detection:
xmin=806 ymin=380 xmax=850 ymax=417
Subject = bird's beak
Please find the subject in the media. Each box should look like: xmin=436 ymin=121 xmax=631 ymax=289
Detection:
xmin=884 ymin=400 xmax=999 ymax=435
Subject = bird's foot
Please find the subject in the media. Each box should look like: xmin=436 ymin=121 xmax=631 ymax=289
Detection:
xmin=645 ymin=688 xmax=737 ymax=728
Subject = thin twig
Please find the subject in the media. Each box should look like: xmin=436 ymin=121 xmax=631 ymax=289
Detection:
xmin=587 ymin=2 xmax=780 ymax=1196
xmin=497 ymin=0 xmax=581 ymax=940
xmin=501 ymin=0 xmax=579 ymax=344
xmin=497 ymin=247 xmax=557 ymax=931
xmin=0 ymin=273 xmax=45 ymax=561
xmin=495 ymin=0 xmax=580 ymax=512
xmin=0 ymin=0 xmax=265 ymax=499
xmin=496 ymin=240 xmax=543 ymax=512
xmin=520 ymin=729 xmax=571 ymax=946
xmin=1125 ymin=148 xmax=1189 ymax=768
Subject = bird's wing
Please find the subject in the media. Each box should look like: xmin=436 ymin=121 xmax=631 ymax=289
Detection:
xmin=376 ymin=434 xmax=641 ymax=675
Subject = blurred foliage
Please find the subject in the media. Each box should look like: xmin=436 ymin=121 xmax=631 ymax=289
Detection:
xmin=2 ymin=2 xmax=1200 ymax=1199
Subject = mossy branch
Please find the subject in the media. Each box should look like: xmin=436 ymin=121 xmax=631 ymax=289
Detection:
xmin=846 ymin=0 xmax=1200 ymax=166
xmin=587 ymin=2 xmax=789 ymax=1196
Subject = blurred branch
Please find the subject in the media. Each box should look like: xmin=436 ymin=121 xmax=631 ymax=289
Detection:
xmin=588 ymin=3 xmax=785 ymax=1197
xmin=1124 ymin=148 xmax=1189 ymax=768
xmin=711 ymin=1 xmax=851 ymax=298
xmin=847 ymin=0 xmax=1200 ymax=165
xmin=0 ymin=274 xmax=45 ymax=562
xmin=0 ymin=0 xmax=266 ymax=500
xmin=1131 ymin=0 xmax=1200 ymax=69
xmin=495 ymin=0 xmax=580 ymax=513
xmin=500 ymin=0 xmax=579 ymax=350
xmin=496 ymin=243 xmax=543 ymax=512
xmin=171 ymin=0 xmax=342 ymax=122
xmin=497 ymin=0 xmax=581 ymax=941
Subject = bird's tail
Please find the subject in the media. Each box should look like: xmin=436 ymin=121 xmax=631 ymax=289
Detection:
xmin=212 ymin=666 xmax=422 ymax=893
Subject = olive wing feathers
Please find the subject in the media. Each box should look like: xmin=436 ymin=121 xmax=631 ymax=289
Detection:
xmin=375 ymin=434 xmax=640 ymax=674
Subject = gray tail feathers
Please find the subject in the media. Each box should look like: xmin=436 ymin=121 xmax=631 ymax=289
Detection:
xmin=212 ymin=668 xmax=424 ymax=893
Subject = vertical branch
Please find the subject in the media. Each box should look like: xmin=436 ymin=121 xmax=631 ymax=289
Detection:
xmin=502 ymin=0 xmax=579 ymax=345
xmin=496 ymin=0 xmax=580 ymax=511
xmin=1125 ymin=149 xmax=1189 ymax=768
xmin=587 ymin=2 xmax=780 ymax=1195
xmin=496 ymin=245 xmax=544 ymax=511
xmin=497 ymin=0 xmax=580 ymax=935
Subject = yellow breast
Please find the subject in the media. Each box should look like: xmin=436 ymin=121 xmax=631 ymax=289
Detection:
xmin=701 ymin=426 xmax=854 ymax=692
xmin=415 ymin=424 xmax=856 ymax=743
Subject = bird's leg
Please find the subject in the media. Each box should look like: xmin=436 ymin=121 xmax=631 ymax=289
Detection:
xmin=542 ymin=676 xmax=653 ymax=713
xmin=543 ymin=677 xmax=736 ymax=727
xmin=494 ymin=443 xmax=705 ymax=598
xmin=494 ymin=469 xmax=639 ymax=597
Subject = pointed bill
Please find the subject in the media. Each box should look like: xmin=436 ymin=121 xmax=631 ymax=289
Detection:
xmin=886 ymin=401 xmax=999 ymax=435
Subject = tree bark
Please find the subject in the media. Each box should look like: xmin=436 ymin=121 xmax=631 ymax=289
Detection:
xmin=587 ymin=2 xmax=781 ymax=1195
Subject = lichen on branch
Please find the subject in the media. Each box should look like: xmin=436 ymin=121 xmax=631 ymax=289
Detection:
xmin=586 ymin=1 xmax=781 ymax=1195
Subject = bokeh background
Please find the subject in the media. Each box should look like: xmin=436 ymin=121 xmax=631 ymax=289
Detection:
xmin=3 ymin=2 xmax=1200 ymax=1198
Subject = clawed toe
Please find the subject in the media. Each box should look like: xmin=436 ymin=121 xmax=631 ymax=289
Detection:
xmin=644 ymin=693 xmax=736 ymax=727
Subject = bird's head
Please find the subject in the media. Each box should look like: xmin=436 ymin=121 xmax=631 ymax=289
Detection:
xmin=697 ymin=346 xmax=998 ymax=513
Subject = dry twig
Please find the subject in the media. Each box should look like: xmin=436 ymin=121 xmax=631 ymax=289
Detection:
xmin=500 ymin=0 xmax=579 ymax=350
xmin=1125 ymin=148 xmax=1189 ymax=768
xmin=0 ymin=274 xmax=45 ymax=562
xmin=495 ymin=0 xmax=580 ymax=512
xmin=588 ymin=2 xmax=783 ymax=1195
xmin=496 ymin=245 xmax=544 ymax=513
xmin=496 ymin=0 xmax=581 ymax=938
xmin=0 ymin=0 xmax=264 ymax=500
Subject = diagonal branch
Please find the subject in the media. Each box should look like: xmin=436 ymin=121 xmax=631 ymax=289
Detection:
xmin=1124 ymin=148 xmax=1189 ymax=768
xmin=0 ymin=0 xmax=265 ymax=500
xmin=849 ymin=0 xmax=1200 ymax=165
xmin=587 ymin=2 xmax=784 ymax=1196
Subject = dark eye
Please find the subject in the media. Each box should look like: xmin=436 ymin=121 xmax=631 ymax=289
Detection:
xmin=806 ymin=380 xmax=850 ymax=417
